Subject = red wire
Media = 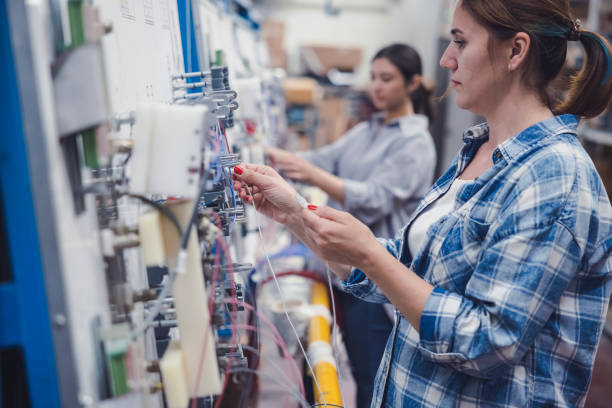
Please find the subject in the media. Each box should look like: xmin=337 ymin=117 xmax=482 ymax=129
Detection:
xmin=254 ymin=268 xmax=334 ymax=406
xmin=191 ymin=238 xmax=321 ymax=405
xmin=191 ymin=212 xmax=237 ymax=408
xmin=211 ymin=212 xmax=237 ymax=408
xmin=228 ymin=322 xmax=302 ymax=404
xmin=219 ymin=121 xmax=231 ymax=154
xmin=229 ymin=323 xmax=296 ymax=387
xmin=189 ymin=237 xmax=221 ymax=408
xmin=223 ymin=299 xmax=305 ymax=397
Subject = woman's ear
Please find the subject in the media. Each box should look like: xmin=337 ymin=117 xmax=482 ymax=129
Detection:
xmin=407 ymin=74 xmax=422 ymax=93
xmin=508 ymin=32 xmax=531 ymax=72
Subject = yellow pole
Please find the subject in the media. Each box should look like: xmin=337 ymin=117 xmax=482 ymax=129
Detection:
xmin=307 ymin=282 xmax=343 ymax=406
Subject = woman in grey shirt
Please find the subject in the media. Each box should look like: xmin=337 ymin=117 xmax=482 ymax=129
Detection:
xmin=267 ymin=43 xmax=436 ymax=407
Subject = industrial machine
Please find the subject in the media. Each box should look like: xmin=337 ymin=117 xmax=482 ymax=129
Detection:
xmin=0 ymin=1 xmax=341 ymax=408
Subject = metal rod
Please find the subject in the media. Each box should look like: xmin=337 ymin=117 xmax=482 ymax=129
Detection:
xmin=172 ymin=71 xmax=210 ymax=80
xmin=173 ymin=81 xmax=206 ymax=89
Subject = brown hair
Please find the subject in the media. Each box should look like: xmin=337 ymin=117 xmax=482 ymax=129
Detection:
xmin=460 ymin=0 xmax=612 ymax=118
xmin=373 ymin=43 xmax=436 ymax=123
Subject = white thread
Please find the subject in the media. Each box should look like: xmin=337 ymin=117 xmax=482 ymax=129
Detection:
xmin=246 ymin=186 xmax=328 ymax=407
xmin=294 ymin=192 xmax=309 ymax=209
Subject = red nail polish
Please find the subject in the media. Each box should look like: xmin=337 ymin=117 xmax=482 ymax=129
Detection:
xmin=307 ymin=205 xmax=318 ymax=211
xmin=234 ymin=166 xmax=243 ymax=175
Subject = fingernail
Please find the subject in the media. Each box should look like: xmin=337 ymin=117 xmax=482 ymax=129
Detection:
xmin=233 ymin=166 xmax=243 ymax=175
xmin=307 ymin=205 xmax=318 ymax=211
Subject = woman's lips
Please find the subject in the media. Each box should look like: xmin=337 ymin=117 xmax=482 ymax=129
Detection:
xmin=451 ymin=79 xmax=461 ymax=88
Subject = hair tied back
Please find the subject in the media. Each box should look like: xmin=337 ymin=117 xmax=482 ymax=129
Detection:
xmin=566 ymin=18 xmax=581 ymax=41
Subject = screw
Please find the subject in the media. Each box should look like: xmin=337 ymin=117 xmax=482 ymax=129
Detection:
xmin=149 ymin=381 xmax=163 ymax=393
xmin=103 ymin=21 xmax=113 ymax=34
xmin=54 ymin=314 xmax=67 ymax=327
xmin=78 ymin=393 xmax=94 ymax=407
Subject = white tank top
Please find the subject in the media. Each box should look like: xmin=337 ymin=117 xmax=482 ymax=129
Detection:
xmin=408 ymin=178 xmax=474 ymax=259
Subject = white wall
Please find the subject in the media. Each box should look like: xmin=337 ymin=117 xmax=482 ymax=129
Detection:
xmin=268 ymin=6 xmax=388 ymax=87
xmin=265 ymin=0 xmax=445 ymax=88
xmin=385 ymin=0 xmax=445 ymax=83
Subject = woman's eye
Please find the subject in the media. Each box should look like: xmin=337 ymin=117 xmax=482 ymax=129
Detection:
xmin=454 ymin=40 xmax=466 ymax=48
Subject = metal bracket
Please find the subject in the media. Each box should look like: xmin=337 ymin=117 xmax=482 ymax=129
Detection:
xmin=52 ymin=43 xmax=108 ymax=137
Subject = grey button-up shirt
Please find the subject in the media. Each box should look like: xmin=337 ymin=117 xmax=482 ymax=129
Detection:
xmin=301 ymin=113 xmax=436 ymax=239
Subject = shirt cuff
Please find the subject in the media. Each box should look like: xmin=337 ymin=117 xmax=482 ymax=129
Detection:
xmin=418 ymin=286 xmax=465 ymax=362
xmin=341 ymin=267 xmax=376 ymax=299
xmin=295 ymin=150 xmax=312 ymax=161
xmin=343 ymin=178 xmax=368 ymax=212
xmin=343 ymin=267 xmax=366 ymax=286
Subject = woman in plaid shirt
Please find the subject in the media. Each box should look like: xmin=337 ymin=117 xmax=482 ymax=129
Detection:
xmin=233 ymin=0 xmax=612 ymax=406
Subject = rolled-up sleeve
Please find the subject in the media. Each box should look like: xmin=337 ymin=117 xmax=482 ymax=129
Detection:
xmin=343 ymin=133 xmax=435 ymax=226
xmin=342 ymin=236 xmax=403 ymax=304
xmin=299 ymin=123 xmax=365 ymax=173
xmin=417 ymin=220 xmax=582 ymax=379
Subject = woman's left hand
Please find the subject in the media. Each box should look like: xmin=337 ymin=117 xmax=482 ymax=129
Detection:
xmin=301 ymin=205 xmax=382 ymax=271
xmin=265 ymin=146 xmax=316 ymax=183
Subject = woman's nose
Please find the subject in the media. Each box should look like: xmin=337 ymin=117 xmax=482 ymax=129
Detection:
xmin=439 ymin=46 xmax=457 ymax=71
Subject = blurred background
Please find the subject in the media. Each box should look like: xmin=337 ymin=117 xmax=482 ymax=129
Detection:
xmin=251 ymin=1 xmax=612 ymax=406
xmin=252 ymin=0 xmax=612 ymax=182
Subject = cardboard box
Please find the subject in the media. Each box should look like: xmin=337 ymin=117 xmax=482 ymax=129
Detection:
xmin=262 ymin=20 xmax=286 ymax=69
xmin=268 ymin=46 xmax=287 ymax=69
xmin=300 ymin=45 xmax=363 ymax=75
xmin=314 ymin=97 xmax=350 ymax=147
xmin=261 ymin=20 xmax=285 ymax=45
xmin=283 ymin=77 xmax=321 ymax=105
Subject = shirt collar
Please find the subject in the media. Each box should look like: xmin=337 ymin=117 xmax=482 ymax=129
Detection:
xmin=371 ymin=112 xmax=386 ymax=125
xmin=462 ymin=114 xmax=579 ymax=163
xmin=371 ymin=112 xmax=429 ymax=130
xmin=461 ymin=122 xmax=490 ymax=144
xmin=497 ymin=114 xmax=579 ymax=161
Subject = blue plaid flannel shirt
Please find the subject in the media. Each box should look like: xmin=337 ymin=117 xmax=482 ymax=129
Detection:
xmin=343 ymin=114 xmax=612 ymax=407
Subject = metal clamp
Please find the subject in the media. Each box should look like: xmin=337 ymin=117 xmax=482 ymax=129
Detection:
xmin=220 ymin=263 xmax=253 ymax=274
xmin=218 ymin=154 xmax=241 ymax=167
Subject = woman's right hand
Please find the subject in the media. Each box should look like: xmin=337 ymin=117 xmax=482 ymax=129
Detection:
xmin=232 ymin=163 xmax=301 ymax=225
xmin=264 ymin=146 xmax=315 ymax=183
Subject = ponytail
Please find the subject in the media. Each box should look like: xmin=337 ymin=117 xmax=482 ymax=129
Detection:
xmin=460 ymin=0 xmax=612 ymax=119
xmin=555 ymin=30 xmax=612 ymax=118
xmin=410 ymin=83 xmax=436 ymax=124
